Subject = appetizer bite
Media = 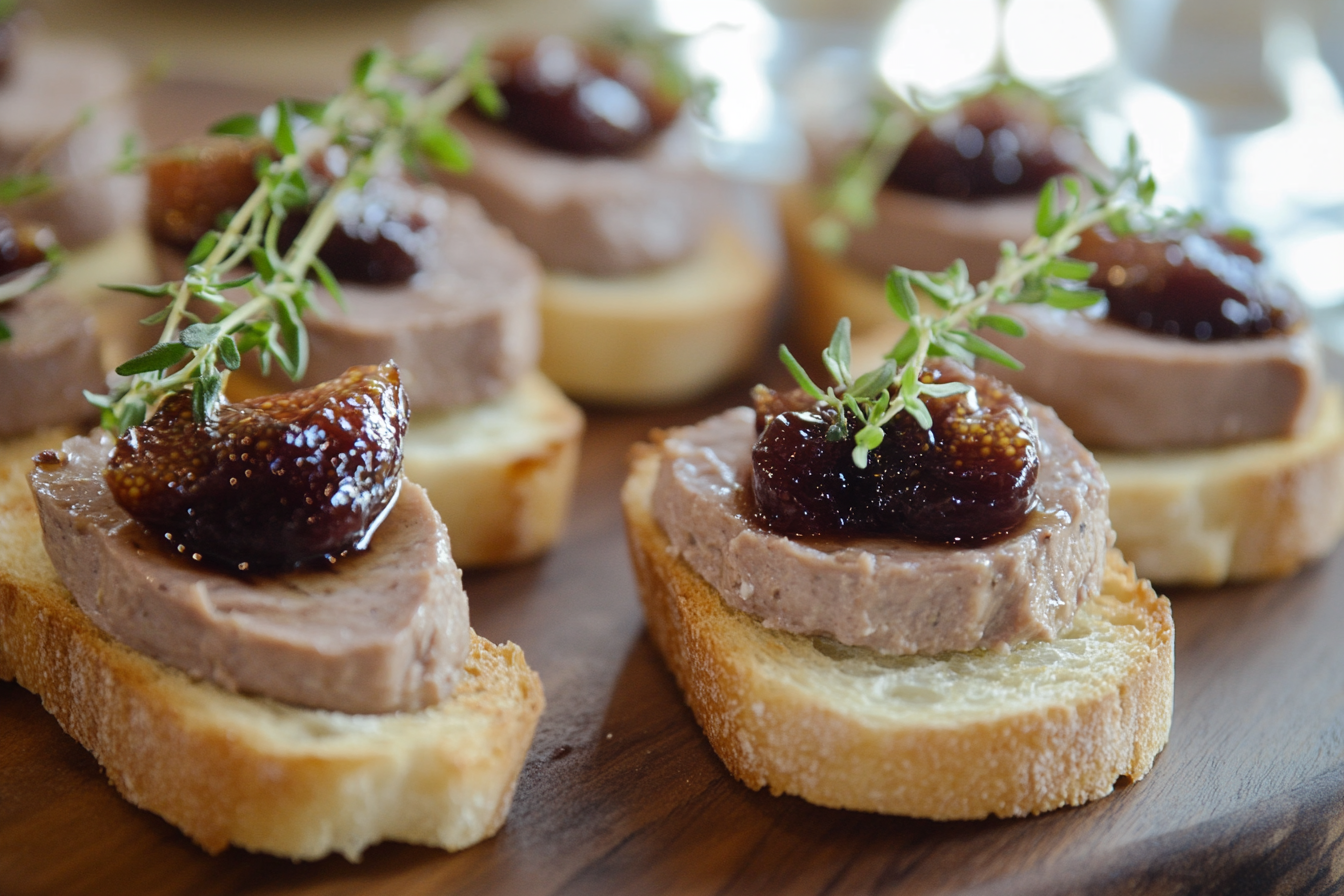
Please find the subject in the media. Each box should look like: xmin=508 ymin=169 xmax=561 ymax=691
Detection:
xmin=138 ymin=48 xmax=583 ymax=567
xmin=786 ymin=85 xmax=1088 ymax=348
xmin=0 ymin=51 xmax=546 ymax=860
xmin=418 ymin=29 xmax=782 ymax=405
xmin=972 ymin=220 xmax=1344 ymax=585
xmin=623 ymin=152 xmax=1173 ymax=818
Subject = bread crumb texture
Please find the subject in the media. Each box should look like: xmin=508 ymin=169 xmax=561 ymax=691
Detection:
xmin=0 ymin=434 xmax=545 ymax=860
xmin=622 ymin=443 xmax=1173 ymax=819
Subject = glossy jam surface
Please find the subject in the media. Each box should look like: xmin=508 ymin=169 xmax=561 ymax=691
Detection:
xmin=146 ymin=141 xmax=427 ymax=284
xmin=752 ymin=363 xmax=1040 ymax=543
xmin=279 ymin=177 xmax=434 ymax=284
xmin=887 ymin=94 xmax=1076 ymax=200
xmin=0 ymin=215 xmax=48 ymax=277
xmin=1074 ymin=226 xmax=1302 ymax=340
xmin=105 ymin=363 xmax=407 ymax=572
xmin=486 ymin=36 xmax=679 ymax=156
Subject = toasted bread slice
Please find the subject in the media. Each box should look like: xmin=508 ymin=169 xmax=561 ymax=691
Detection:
xmin=621 ymin=443 xmax=1173 ymax=819
xmin=1098 ymin=386 xmax=1344 ymax=586
xmin=538 ymin=218 xmax=780 ymax=406
xmin=0 ymin=431 xmax=545 ymax=860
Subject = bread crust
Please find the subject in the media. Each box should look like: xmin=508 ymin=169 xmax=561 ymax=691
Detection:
xmin=622 ymin=442 xmax=1174 ymax=819
xmin=538 ymin=217 xmax=781 ymax=406
xmin=0 ymin=432 xmax=545 ymax=860
xmin=1098 ymin=386 xmax=1344 ymax=586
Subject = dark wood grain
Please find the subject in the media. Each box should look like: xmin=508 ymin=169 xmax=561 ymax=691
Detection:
xmin=3 ymin=80 xmax=1344 ymax=896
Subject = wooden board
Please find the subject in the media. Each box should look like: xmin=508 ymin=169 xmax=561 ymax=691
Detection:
xmin=4 ymin=81 xmax=1344 ymax=896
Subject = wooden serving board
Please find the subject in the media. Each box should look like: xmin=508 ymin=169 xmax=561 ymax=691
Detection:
xmin=3 ymin=81 xmax=1343 ymax=896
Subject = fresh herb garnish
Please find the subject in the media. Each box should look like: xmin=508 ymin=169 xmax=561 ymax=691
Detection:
xmin=88 ymin=45 xmax=500 ymax=435
xmin=781 ymin=137 xmax=1172 ymax=469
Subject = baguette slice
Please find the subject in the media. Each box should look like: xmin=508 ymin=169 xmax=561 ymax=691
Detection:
xmin=622 ymin=443 xmax=1174 ymax=819
xmin=0 ymin=432 xmax=545 ymax=860
xmin=539 ymin=217 xmax=780 ymax=406
xmin=1098 ymin=386 xmax=1344 ymax=586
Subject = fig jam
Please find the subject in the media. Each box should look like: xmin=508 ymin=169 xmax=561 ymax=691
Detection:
xmin=105 ymin=363 xmax=407 ymax=572
xmin=752 ymin=363 xmax=1039 ymax=544
xmin=485 ymin=36 xmax=679 ymax=156
xmin=145 ymin=141 xmax=430 ymax=285
xmin=887 ymin=93 xmax=1077 ymax=200
xmin=0 ymin=215 xmax=47 ymax=277
xmin=1073 ymin=226 xmax=1302 ymax=340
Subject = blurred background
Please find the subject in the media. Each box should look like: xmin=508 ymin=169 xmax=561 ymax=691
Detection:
xmin=26 ymin=0 xmax=1344 ymax=336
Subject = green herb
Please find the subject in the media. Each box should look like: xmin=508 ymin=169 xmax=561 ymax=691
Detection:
xmin=782 ymin=137 xmax=1169 ymax=469
xmin=0 ymin=172 xmax=53 ymax=204
xmin=89 ymin=45 xmax=495 ymax=435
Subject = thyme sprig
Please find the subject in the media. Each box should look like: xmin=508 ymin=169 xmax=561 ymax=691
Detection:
xmin=782 ymin=137 xmax=1165 ymax=469
xmin=88 ymin=46 xmax=500 ymax=435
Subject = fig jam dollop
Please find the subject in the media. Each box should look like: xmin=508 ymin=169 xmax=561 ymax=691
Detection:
xmin=485 ymin=35 xmax=680 ymax=156
xmin=887 ymin=93 xmax=1077 ymax=200
xmin=145 ymin=141 xmax=430 ymax=284
xmin=1073 ymin=226 xmax=1303 ymax=340
xmin=0 ymin=215 xmax=48 ymax=277
xmin=752 ymin=362 xmax=1040 ymax=543
xmin=105 ymin=362 xmax=407 ymax=572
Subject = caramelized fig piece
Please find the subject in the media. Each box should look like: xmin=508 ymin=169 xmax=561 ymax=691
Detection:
xmin=279 ymin=176 xmax=435 ymax=284
xmin=1074 ymin=225 xmax=1303 ymax=341
xmin=146 ymin=138 xmax=270 ymax=250
xmin=106 ymin=362 xmax=408 ymax=572
xmin=751 ymin=363 xmax=1040 ymax=543
xmin=887 ymin=93 xmax=1077 ymax=200
xmin=751 ymin=402 xmax=857 ymax=535
xmin=486 ymin=35 xmax=680 ymax=156
xmin=856 ymin=364 xmax=1039 ymax=542
xmin=0 ymin=215 xmax=48 ymax=277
